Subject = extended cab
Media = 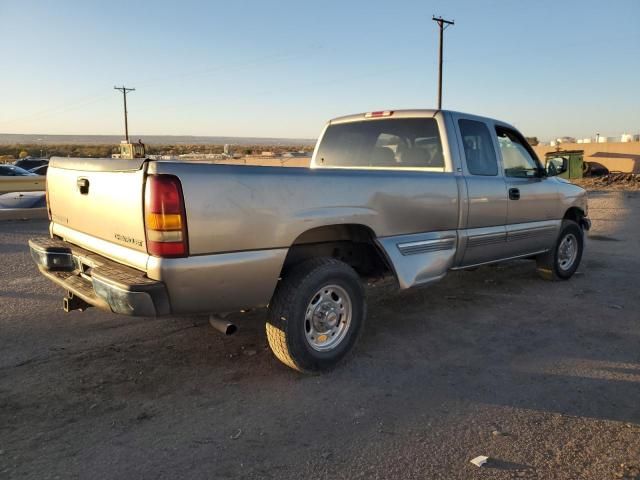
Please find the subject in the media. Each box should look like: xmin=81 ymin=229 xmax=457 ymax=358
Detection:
xmin=30 ymin=110 xmax=590 ymax=372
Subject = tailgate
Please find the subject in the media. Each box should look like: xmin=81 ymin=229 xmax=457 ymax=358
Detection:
xmin=47 ymin=157 xmax=149 ymax=269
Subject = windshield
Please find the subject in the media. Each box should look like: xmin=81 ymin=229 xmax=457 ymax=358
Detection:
xmin=0 ymin=165 xmax=35 ymax=176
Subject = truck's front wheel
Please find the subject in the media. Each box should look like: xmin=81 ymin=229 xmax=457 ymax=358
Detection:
xmin=266 ymin=258 xmax=365 ymax=373
xmin=536 ymin=219 xmax=584 ymax=280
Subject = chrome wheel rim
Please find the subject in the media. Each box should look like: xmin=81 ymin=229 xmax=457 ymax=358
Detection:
xmin=558 ymin=233 xmax=578 ymax=271
xmin=304 ymin=284 xmax=352 ymax=352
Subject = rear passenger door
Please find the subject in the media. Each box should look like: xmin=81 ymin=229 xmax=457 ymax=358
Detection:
xmin=453 ymin=114 xmax=508 ymax=267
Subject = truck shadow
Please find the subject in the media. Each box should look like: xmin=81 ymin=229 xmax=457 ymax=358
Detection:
xmin=5 ymin=254 xmax=639 ymax=429
xmin=3 ymin=191 xmax=639 ymax=475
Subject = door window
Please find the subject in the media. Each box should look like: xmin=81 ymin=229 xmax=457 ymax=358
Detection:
xmin=495 ymin=127 xmax=541 ymax=178
xmin=458 ymin=119 xmax=498 ymax=176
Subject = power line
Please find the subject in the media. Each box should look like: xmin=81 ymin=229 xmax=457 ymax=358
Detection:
xmin=432 ymin=16 xmax=454 ymax=110
xmin=114 ymin=86 xmax=135 ymax=141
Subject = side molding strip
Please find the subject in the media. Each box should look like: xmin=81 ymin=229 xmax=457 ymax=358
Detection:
xmin=397 ymin=237 xmax=456 ymax=256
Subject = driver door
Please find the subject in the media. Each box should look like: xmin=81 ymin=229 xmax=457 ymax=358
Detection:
xmin=495 ymin=126 xmax=560 ymax=257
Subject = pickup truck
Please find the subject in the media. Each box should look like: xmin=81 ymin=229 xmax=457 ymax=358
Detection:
xmin=29 ymin=110 xmax=590 ymax=373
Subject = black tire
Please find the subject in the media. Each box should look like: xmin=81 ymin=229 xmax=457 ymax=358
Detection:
xmin=266 ymin=258 xmax=366 ymax=373
xmin=536 ymin=220 xmax=584 ymax=280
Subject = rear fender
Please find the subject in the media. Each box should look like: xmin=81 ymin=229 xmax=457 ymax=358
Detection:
xmin=376 ymin=230 xmax=458 ymax=289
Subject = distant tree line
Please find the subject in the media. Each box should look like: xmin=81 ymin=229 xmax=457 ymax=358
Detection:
xmin=0 ymin=143 xmax=314 ymax=163
xmin=0 ymin=144 xmax=117 ymax=162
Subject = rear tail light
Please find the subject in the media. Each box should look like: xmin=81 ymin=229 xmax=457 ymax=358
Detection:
xmin=144 ymin=175 xmax=188 ymax=257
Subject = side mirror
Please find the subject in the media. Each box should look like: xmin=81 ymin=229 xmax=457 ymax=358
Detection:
xmin=546 ymin=157 xmax=567 ymax=176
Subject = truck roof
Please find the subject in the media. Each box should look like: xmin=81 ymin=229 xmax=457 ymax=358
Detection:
xmin=328 ymin=109 xmax=511 ymax=128
xmin=329 ymin=109 xmax=439 ymax=124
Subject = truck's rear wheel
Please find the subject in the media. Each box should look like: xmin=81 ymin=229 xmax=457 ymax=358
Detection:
xmin=266 ymin=258 xmax=365 ymax=373
xmin=536 ymin=220 xmax=584 ymax=280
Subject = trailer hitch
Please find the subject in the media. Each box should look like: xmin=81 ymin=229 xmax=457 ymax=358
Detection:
xmin=63 ymin=292 xmax=90 ymax=312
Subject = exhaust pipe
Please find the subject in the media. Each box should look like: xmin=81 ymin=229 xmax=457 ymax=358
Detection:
xmin=209 ymin=315 xmax=238 ymax=336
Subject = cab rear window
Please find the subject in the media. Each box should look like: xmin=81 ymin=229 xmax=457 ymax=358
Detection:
xmin=315 ymin=118 xmax=444 ymax=170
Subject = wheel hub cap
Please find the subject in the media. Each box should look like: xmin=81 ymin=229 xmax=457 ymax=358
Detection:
xmin=558 ymin=233 xmax=578 ymax=271
xmin=305 ymin=285 xmax=352 ymax=352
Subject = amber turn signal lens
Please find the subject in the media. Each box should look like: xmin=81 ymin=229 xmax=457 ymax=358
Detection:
xmin=145 ymin=212 xmax=182 ymax=231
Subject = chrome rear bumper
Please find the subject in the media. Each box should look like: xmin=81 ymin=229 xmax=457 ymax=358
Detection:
xmin=29 ymin=237 xmax=170 ymax=316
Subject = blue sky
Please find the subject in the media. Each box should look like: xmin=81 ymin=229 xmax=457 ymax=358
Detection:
xmin=1 ymin=0 xmax=638 ymax=140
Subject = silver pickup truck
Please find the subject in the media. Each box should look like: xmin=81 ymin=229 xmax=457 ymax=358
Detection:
xmin=30 ymin=109 xmax=590 ymax=372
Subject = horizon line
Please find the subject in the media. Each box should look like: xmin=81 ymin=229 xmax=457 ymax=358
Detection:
xmin=0 ymin=132 xmax=317 ymax=140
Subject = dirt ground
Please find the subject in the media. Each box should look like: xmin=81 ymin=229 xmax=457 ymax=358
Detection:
xmin=573 ymin=174 xmax=640 ymax=191
xmin=1 ymin=190 xmax=639 ymax=480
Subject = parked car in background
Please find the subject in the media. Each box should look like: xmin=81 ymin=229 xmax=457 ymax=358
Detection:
xmin=29 ymin=164 xmax=49 ymax=176
xmin=0 ymin=164 xmax=46 ymax=194
xmin=14 ymin=158 xmax=49 ymax=171
xmin=0 ymin=165 xmax=37 ymax=176
xmin=0 ymin=191 xmax=46 ymax=209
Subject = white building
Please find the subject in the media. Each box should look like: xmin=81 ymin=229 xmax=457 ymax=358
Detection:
xmin=555 ymin=136 xmax=576 ymax=144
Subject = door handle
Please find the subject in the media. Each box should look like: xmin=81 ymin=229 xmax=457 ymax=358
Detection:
xmin=508 ymin=188 xmax=520 ymax=200
xmin=77 ymin=178 xmax=90 ymax=195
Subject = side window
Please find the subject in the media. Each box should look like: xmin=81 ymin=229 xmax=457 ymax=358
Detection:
xmin=458 ymin=119 xmax=498 ymax=176
xmin=495 ymin=127 xmax=540 ymax=178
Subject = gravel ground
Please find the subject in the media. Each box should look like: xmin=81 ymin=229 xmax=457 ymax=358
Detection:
xmin=573 ymin=175 xmax=640 ymax=191
xmin=1 ymin=190 xmax=639 ymax=480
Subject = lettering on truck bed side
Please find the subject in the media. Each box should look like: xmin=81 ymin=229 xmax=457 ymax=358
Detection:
xmin=114 ymin=233 xmax=144 ymax=248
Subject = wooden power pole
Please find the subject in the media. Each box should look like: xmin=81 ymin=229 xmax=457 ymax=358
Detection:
xmin=432 ymin=16 xmax=454 ymax=110
xmin=114 ymin=86 xmax=135 ymax=142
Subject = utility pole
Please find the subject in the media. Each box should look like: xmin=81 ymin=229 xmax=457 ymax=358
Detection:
xmin=432 ymin=16 xmax=454 ymax=110
xmin=113 ymin=86 xmax=135 ymax=142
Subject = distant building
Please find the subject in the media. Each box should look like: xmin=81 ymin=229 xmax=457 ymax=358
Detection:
xmin=223 ymin=144 xmax=233 ymax=156
xmin=146 ymin=154 xmax=178 ymax=160
xmin=282 ymin=151 xmax=311 ymax=158
xmin=548 ymin=133 xmax=639 ymax=145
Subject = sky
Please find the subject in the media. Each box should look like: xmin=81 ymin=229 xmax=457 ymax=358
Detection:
xmin=1 ymin=0 xmax=638 ymax=141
